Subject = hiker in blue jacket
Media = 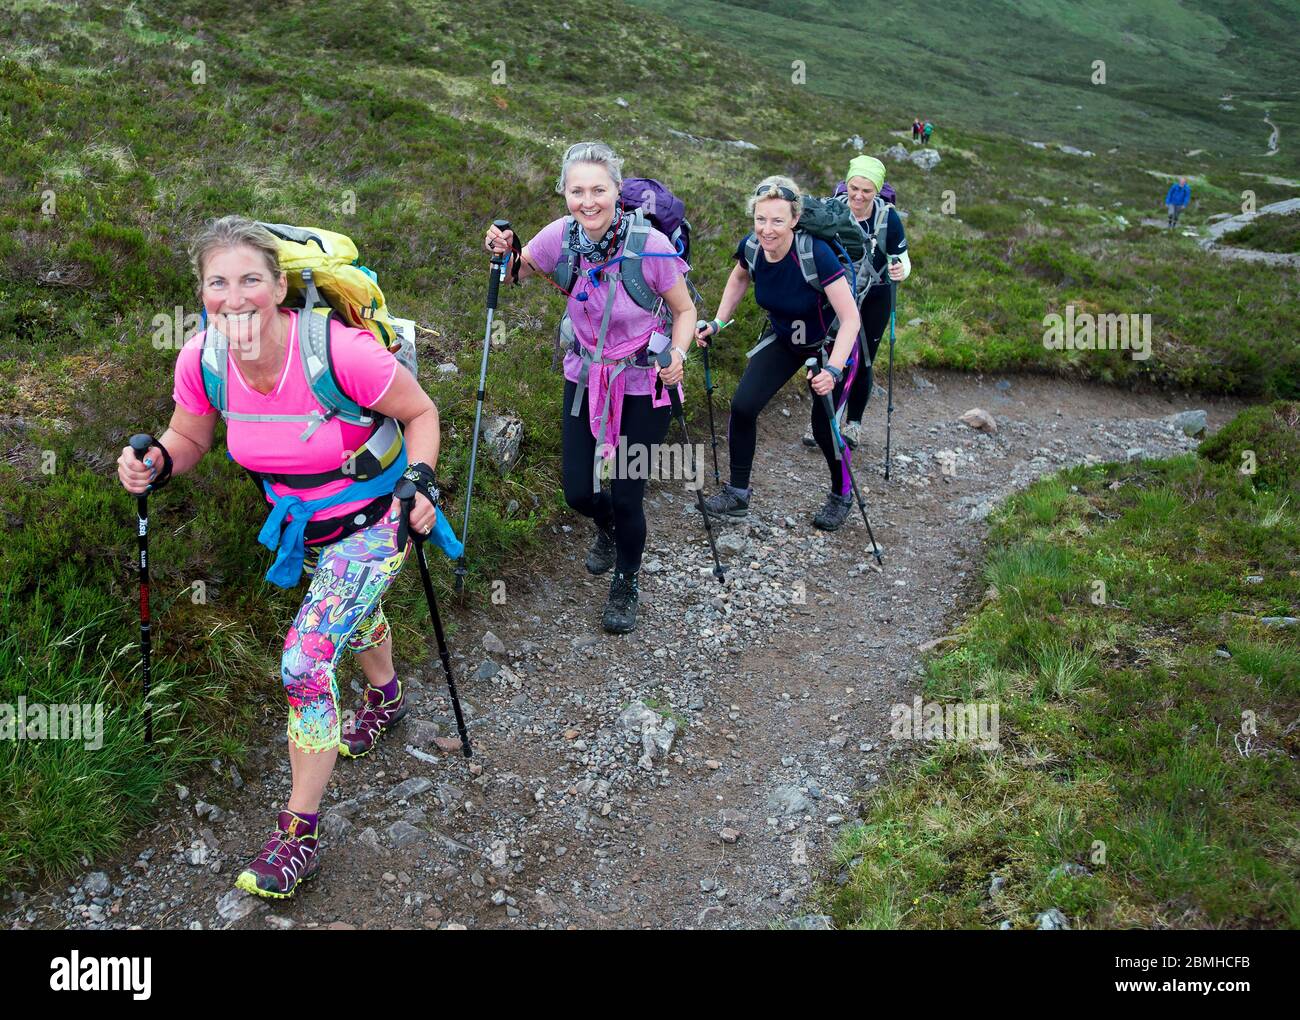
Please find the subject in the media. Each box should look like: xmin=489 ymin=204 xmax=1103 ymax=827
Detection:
xmin=1165 ymin=176 xmax=1191 ymax=228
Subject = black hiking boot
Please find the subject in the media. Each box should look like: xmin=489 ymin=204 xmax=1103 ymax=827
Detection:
xmin=812 ymin=491 xmax=854 ymax=531
xmin=702 ymin=483 xmax=750 ymax=519
xmin=585 ymin=523 xmax=617 ymax=575
xmin=602 ymin=570 xmax=640 ymax=634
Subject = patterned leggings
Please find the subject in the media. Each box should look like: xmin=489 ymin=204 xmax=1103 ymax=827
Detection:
xmin=281 ymin=504 xmax=408 ymax=753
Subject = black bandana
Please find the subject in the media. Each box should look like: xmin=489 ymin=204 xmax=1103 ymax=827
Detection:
xmin=570 ymin=211 xmax=628 ymax=264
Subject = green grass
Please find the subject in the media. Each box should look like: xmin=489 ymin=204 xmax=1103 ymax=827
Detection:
xmin=1222 ymin=211 xmax=1300 ymax=254
xmin=1 ymin=0 xmax=1298 ymax=889
xmin=818 ymin=403 xmax=1300 ymax=928
xmin=629 ymin=0 xmax=1300 ymax=165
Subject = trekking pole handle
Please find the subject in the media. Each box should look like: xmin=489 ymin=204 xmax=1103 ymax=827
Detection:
xmin=394 ymin=477 xmax=420 ymax=549
xmin=129 ymin=433 xmax=153 ymax=463
xmin=486 ymin=219 xmax=512 ymax=309
xmin=490 ymin=219 xmax=512 ymax=267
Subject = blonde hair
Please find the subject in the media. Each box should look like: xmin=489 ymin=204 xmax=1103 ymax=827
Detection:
xmin=555 ymin=141 xmax=624 ymax=195
xmin=747 ymin=175 xmax=802 ymax=220
xmin=189 ymin=215 xmax=282 ymax=298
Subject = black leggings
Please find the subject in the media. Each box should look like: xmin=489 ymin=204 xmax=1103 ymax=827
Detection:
xmin=728 ymin=334 xmax=855 ymax=497
xmin=845 ymin=284 xmax=893 ymax=423
xmin=561 ymin=379 xmax=670 ymax=573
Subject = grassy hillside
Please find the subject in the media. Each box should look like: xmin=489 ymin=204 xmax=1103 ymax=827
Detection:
xmin=1 ymin=0 xmax=1297 ymax=886
xmin=821 ymin=404 xmax=1300 ymax=929
xmin=632 ymin=0 xmax=1300 ymax=168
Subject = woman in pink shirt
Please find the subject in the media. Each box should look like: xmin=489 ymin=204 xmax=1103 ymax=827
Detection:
xmin=485 ymin=142 xmax=696 ymax=634
xmin=115 ymin=216 xmax=443 ymax=899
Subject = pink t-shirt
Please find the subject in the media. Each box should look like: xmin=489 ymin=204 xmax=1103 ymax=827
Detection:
xmin=174 ymin=310 xmax=399 ymax=523
xmin=525 ymin=216 xmax=689 ymax=396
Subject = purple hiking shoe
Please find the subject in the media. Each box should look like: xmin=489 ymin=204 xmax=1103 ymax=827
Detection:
xmin=339 ymin=680 xmax=408 ymax=759
xmin=235 ymin=811 xmax=321 ymax=900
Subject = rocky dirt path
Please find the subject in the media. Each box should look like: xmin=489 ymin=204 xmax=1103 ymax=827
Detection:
xmin=5 ymin=371 xmax=1242 ymax=930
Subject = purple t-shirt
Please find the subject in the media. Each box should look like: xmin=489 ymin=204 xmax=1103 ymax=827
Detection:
xmin=525 ymin=216 xmax=688 ymax=395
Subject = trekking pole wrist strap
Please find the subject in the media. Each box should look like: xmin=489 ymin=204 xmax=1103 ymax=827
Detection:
xmin=149 ymin=437 xmax=175 ymax=490
xmin=402 ymin=461 xmax=440 ymax=506
xmin=823 ymin=363 xmax=843 ymax=382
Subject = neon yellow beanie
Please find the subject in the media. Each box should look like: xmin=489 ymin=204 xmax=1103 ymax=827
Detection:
xmin=846 ymin=155 xmax=886 ymax=190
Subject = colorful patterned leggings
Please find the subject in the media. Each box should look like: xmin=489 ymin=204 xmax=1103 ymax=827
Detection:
xmin=281 ymin=504 xmax=408 ymax=753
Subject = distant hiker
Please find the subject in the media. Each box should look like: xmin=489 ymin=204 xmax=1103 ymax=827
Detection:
xmin=116 ymin=216 xmax=448 ymax=899
xmin=696 ymin=176 xmax=863 ymax=531
xmin=803 ymin=157 xmax=910 ymax=450
xmin=922 ymin=120 xmax=934 ymax=143
xmin=912 ymin=117 xmax=922 ymax=142
xmin=484 ymin=141 xmax=696 ymax=634
xmin=1165 ymin=175 xmax=1191 ymax=228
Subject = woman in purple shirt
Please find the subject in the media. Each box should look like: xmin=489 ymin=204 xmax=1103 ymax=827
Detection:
xmin=485 ymin=142 xmax=696 ymax=634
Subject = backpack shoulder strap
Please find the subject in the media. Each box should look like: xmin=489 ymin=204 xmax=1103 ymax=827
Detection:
xmin=551 ymin=216 xmax=580 ymax=295
xmin=200 ymin=326 xmax=230 ymax=419
xmin=795 ymin=231 xmax=822 ymax=292
xmin=873 ymin=197 xmax=890 ymax=254
xmin=295 ymin=307 xmax=373 ymax=439
xmin=619 ymin=208 xmax=658 ymax=313
xmin=743 ymin=234 xmax=760 ymax=278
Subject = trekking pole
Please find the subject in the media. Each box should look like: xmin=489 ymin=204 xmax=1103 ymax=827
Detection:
xmin=128 ymin=434 xmax=155 ymax=744
xmin=656 ymin=348 xmax=726 ymax=583
xmin=804 ymin=359 xmax=883 ymax=566
xmin=694 ymin=319 xmax=724 ymax=485
xmin=884 ymin=256 xmax=899 ymax=481
xmin=396 ymin=478 xmax=472 ymax=758
xmin=455 ymin=218 xmax=512 ymax=595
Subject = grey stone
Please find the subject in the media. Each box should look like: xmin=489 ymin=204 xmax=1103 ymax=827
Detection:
xmin=84 ymin=872 xmax=110 ymax=896
xmin=1036 ymin=907 xmax=1071 ymax=930
xmin=482 ymin=415 xmax=523 ymax=476
xmin=1166 ymin=410 xmax=1208 ymax=437
xmin=320 ymin=812 xmax=351 ymax=840
xmin=216 ymin=889 xmax=265 ymax=922
xmin=959 ymin=408 xmax=997 ymax=434
xmin=1261 ymin=617 xmax=1298 ymax=628
xmin=788 ymin=914 xmax=834 ymax=930
xmin=388 ymin=777 xmax=432 ymax=802
xmin=387 ymin=821 xmax=424 ymax=849
xmin=910 ymin=148 xmax=941 ymax=171
xmin=716 ymin=532 xmax=746 ymax=555
xmin=476 ymin=659 xmax=500 ymax=681
xmin=482 ymin=631 xmax=506 ymax=655
xmin=358 ymin=827 xmax=383 ymax=853
xmin=989 ymin=874 xmax=1007 ymax=896
xmin=884 ymin=144 xmax=910 ymax=162
xmin=407 ymin=718 xmax=442 ymax=746
xmin=767 ymin=785 xmax=814 ymax=815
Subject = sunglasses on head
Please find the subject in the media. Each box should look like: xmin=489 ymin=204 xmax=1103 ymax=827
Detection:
xmin=753 ymin=184 xmax=798 ymax=202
